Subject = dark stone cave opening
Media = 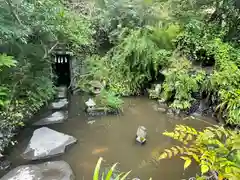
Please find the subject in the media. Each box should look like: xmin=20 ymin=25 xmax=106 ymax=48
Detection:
xmin=52 ymin=54 xmax=71 ymax=87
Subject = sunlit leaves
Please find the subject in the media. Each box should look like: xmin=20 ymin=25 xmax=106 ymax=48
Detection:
xmin=159 ymin=125 xmax=240 ymax=179
xmin=180 ymin=156 xmax=192 ymax=170
xmin=0 ymin=54 xmax=17 ymax=69
xmin=93 ymin=157 xmax=145 ymax=180
xmin=200 ymin=165 xmax=209 ymax=174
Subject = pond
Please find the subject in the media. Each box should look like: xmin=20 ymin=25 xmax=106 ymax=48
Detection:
xmin=0 ymin=93 xmax=216 ymax=180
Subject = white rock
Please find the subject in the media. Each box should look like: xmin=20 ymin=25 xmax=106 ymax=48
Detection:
xmin=22 ymin=127 xmax=77 ymax=160
xmin=87 ymin=120 xmax=95 ymax=124
xmin=136 ymin=136 xmax=146 ymax=144
xmin=51 ymin=98 xmax=68 ymax=109
xmin=85 ymin=98 xmax=96 ymax=107
xmin=136 ymin=126 xmax=147 ymax=138
xmin=0 ymin=161 xmax=74 ymax=180
xmin=34 ymin=111 xmax=67 ymax=126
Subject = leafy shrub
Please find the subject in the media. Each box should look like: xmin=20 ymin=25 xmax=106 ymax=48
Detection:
xmin=159 ymin=125 xmax=240 ymax=180
xmin=160 ymin=57 xmax=205 ymax=110
xmin=83 ymin=24 xmax=179 ymax=96
xmin=94 ymin=90 xmax=124 ymax=110
xmin=202 ymin=39 xmax=240 ymax=124
xmin=93 ymin=0 xmax=161 ymax=45
xmin=0 ymin=0 xmax=93 ymax=153
xmin=77 ymin=55 xmax=110 ymax=92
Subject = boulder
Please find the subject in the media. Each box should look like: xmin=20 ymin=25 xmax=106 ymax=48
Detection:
xmin=51 ymin=98 xmax=68 ymax=109
xmin=0 ymin=161 xmax=74 ymax=180
xmin=22 ymin=127 xmax=77 ymax=160
xmin=34 ymin=111 xmax=68 ymax=126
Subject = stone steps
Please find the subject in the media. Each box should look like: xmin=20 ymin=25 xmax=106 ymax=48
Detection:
xmin=0 ymin=86 xmax=76 ymax=180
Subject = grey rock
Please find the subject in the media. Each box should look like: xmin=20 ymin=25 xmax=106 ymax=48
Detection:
xmin=0 ymin=161 xmax=74 ymax=180
xmin=157 ymin=107 xmax=167 ymax=112
xmin=22 ymin=127 xmax=77 ymax=160
xmin=0 ymin=160 xmax=11 ymax=170
xmin=51 ymin=98 xmax=68 ymax=109
xmin=34 ymin=111 xmax=68 ymax=126
xmin=167 ymin=108 xmax=174 ymax=116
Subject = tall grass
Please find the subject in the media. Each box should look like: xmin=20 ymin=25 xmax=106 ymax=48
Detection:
xmin=93 ymin=157 xmax=152 ymax=180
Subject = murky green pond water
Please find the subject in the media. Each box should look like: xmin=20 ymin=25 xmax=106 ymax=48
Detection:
xmin=0 ymin=94 xmax=216 ymax=180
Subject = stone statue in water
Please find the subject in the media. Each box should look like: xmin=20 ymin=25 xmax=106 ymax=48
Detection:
xmin=136 ymin=126 xmax=147 ymax=144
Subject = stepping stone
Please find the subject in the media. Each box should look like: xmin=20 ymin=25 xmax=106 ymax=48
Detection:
xmin=51 ymin=98 xmax=68 ymax=109
xmin=0 ymin=161 xmax=74 ymax=180
xmin=57 ymin=86 xmax=67 ymax=98
xmin=22 ymin=127 xmax=77 ymax=160
xmin=34 ymin=111 xmax=68 ymax=126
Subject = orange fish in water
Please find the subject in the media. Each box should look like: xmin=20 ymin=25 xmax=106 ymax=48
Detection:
xmin=91 ymin=147 xmax=109 ymax=155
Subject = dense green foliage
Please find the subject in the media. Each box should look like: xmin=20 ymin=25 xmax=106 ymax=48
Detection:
xmin=94 ymin=90 xmax=124 ymax=110
xmin=79 ymin=0 xmax=240 ymax=125
xmin=1 ymin=0 xmax=240 ymax=179
xmin=0 ymin=0 xmax=92 ymax=152
xmin=159 ymin=125 xmax=240 ymax=180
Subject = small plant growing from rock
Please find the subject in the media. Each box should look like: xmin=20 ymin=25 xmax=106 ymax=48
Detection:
xmin=94 ymin=90 xmax=124 ymax=111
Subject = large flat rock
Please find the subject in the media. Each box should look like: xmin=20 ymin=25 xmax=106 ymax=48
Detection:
xmin=34 ymin=111 xmax=68 ymax=126
xmin=0 ymin=161 xmax=74 ymax=180
xmin=51 ymin=98 xmax=68 ymax=109
xmin=22 ymin=127 xmax=77 ymax=160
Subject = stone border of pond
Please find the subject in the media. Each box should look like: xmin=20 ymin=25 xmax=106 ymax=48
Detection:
xmin=86 ymin=107 xmax=121 ymax=117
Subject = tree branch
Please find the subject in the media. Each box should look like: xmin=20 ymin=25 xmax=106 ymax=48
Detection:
xmin=41 ymin=41 xmax=59 ymax=59
xmin=5 ymin=0 xmax=23 ymax=25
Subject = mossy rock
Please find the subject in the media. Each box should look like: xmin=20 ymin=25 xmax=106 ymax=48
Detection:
xmin=89 ymin=80 xmax=104 ymax=95
xmin=86 ymin=106 xmax=120 ymax=116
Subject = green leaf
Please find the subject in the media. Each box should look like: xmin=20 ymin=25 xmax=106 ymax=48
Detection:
xmin=106 ymin=162 xmax=118 ymax=180
xmin=232 ymin=143 xmax=240 ymax=150
xmin=119 ymin=171 xmax=131 ymax=180
xmin=200 ymin=165 xmax=209 ymax=174
xmin=93 ymin=157 xmax=103 ymax=180
xmin=158 ymin=152 xmax=168 ymax=160
xmin=180 ymin=156 xmax=192 ymax=170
